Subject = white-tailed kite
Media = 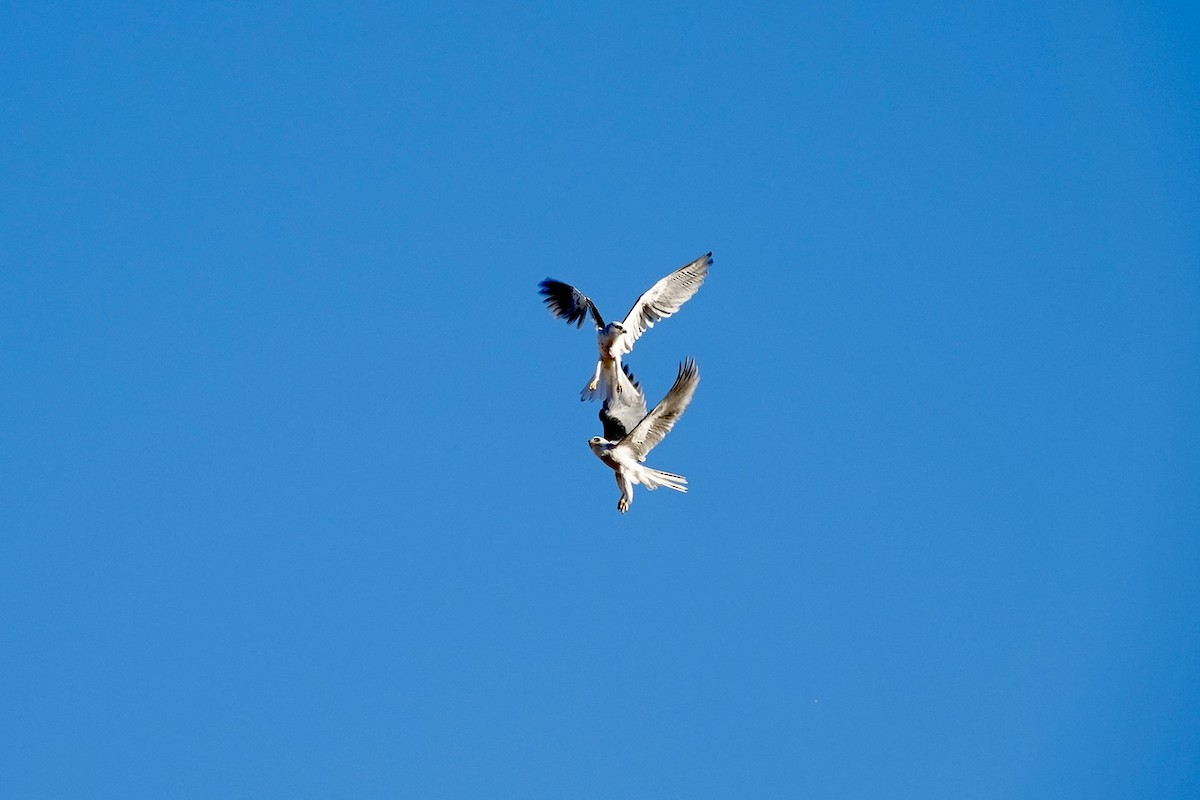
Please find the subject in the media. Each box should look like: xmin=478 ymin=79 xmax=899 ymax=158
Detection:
xmin=590 ymin=358 xmax=699 ymax=513
xmin=539 ymin=252 xmax=711 ymax=402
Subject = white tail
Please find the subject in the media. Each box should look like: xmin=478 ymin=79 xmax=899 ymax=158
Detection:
xmin=637 ymin=466 xmax=688 ymax=493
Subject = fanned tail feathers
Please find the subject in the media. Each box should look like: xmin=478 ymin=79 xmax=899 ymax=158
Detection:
xmin=639 ymin=467 xmax=688 ymax=493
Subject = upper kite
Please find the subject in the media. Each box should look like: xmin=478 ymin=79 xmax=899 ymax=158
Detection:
xmin=538 ymin=252 xmax=711 ymax=402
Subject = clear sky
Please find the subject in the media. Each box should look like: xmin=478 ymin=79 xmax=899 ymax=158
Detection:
xmin=2 ymin=2 xmax=1198 ymax=797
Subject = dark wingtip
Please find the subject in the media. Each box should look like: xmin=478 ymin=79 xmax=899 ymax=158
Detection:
xmin=620 ymin=362 xmax=640 ymax=392
xmin=538 ymin=278 xmax=589 ymax=328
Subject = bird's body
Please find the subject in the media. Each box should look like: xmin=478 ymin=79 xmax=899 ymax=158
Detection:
xmin=586 ymin=322 xmax=638 ymax=401
xmin=590 ymin=358 xmax=699 ymax=513
xmin=539 ymin=253 xmax=711 ymax=403
xmin=588 ymin=438 xmax=690 ymax=514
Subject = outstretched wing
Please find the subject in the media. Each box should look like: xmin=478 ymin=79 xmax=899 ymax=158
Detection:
xmin=599 ymin=364 xmax=647 ymax=441
xmin=618 ymin=253 xmax=711 ymax=344
xmin=618 ymin=358 xmax=699 ymax=462
xmin=538 ymin=279 xmax=605 ymax=329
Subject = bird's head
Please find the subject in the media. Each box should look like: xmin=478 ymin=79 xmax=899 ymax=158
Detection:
xmin=587 ymin=436 xmax=611 ymax=454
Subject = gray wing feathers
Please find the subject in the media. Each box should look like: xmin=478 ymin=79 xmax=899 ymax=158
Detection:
xmin=538 ymin=279 xmax=605 ymax=329
xmin=620 ymin=253 xmax=711 ymax=343
xmin=621 ymin=358 xmax=700 ymax=462
xmin=599 ymin=364 xmax=648 ymax=441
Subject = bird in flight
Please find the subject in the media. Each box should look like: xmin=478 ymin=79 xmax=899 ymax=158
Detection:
xmin=589 ymin=358 xmax=699 ymax=513
xmin=538 ymin=253 xmax=711 ymax=402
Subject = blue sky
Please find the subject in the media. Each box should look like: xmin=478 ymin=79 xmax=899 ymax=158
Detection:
xmin=2 ymin=2 xmax=1198 ymax=797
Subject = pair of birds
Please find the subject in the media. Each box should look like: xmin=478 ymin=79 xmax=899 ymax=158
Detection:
xmin=539 ymin=253 xmax=711 ymax=513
